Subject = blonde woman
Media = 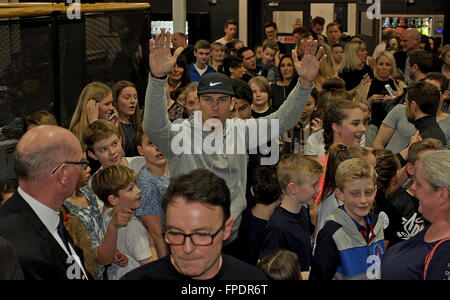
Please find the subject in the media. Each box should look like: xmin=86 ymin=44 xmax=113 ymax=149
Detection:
xmin=338 ymin=40 xmax=373 ymax=95
xmin=209 ymin=42 xmax=226 ymax=71
xmin=355 ymin=51 xmax=406 ymax=128
xmin=69 ymin=82 xmax=119 ymax=147
xmin=313 ymin=43 xmax=337 ymax=91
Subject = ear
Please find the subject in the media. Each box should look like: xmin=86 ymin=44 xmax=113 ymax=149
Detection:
xmin=332 ymin=122 xmax=340 ymax=135
xmin=222 ymin=216 xmax=234 ymax=241
xmin=406 ymin=162 xmax=414 ymax=177
xmin=250 ymin=186 xmax=255 ymax=198
xmin=335 ymin=188 xmax=344 ymax=202
xmin=87 ymin=150 xmax=98 ymax=161
xmin=287 ymin=182 xmax=296 ymax=195
xmin=137 ymin=145 xmax=144 ymax=156
xmin=108 ymin=194 xmax=118 ymax=207
xmin=229 ymin=97 xmax=236 ymax=112
xmin=438 ymin=187 xmax=449 ymax=206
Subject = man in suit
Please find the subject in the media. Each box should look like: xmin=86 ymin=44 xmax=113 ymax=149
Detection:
xmin=0 ymin=125 xmax=90 ymax=280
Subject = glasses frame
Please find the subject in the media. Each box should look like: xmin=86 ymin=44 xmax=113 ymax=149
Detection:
xmin=164 ymin=223 xmax=225 ymax=246
xmin=50 ymin=159 xmax=89 ymax=174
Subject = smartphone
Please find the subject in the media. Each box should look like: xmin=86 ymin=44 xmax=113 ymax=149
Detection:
xmin=385 ymin=84 xmax=396 ymax=98
xmin=363 ymin=73 xmax=370 ymax=80
xmin=108 ymin=113 xmax=115 ymax=121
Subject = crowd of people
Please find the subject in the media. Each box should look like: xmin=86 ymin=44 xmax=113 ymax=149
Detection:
xmin=0 ymin=16 xmax=449 ymax=281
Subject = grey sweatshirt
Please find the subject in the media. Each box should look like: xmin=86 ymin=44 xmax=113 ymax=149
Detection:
xmin=143 ymin=76 xmax=313 ymax=242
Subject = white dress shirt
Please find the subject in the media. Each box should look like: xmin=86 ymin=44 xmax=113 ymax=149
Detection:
xmin=18 ymin=187 xmax=89 ymax=279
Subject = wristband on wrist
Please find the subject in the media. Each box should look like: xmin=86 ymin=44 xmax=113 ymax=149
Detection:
xmin=150 ymin=72 xmax=168 ymax=80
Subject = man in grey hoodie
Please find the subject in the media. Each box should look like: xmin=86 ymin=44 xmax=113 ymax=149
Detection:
xmin=144 ymin=29 xmax=325 ymax=244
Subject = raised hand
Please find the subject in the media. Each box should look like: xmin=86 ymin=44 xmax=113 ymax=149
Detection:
xmin=292 ymin=40 xmax=326 ymax=86
xmin=149 ymin=28 xmax=184 ymax=77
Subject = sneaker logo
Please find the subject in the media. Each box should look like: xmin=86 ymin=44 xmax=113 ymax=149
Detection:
xmin=209 ymin=82 xmax=222 ymax=87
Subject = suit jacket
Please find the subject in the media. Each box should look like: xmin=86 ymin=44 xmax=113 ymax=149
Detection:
xmin=394 ymin=51 xmax=408 ymax=74
xmin=0 ymin=192 xmax=89 ymax=280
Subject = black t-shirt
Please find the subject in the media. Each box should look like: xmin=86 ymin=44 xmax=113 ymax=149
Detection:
xmin=259 ymin=205 xmax=312 ymax=271
xmin=251 ymin=107 xmax=276 ymax=119
xmin=121 ymin=122 xmax=138 ymax=157
xmin=339 ymin=65 xmax=373 ymax=91
xmin=234 ymin=209 xmax=268 ymax=265
xmin=368 ymin=78 xmax=398 ymax=128
xmin=120 ymin=254 xmax=268 ymax=280
xmin=374 ymin=187 xmax=429 ymax=247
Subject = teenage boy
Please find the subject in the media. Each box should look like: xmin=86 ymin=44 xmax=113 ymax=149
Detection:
xmin=92 ymin=165 xmax=154 ymax=280
xmin=122 ymin=169 xmax=268 ymax=280
xmin=235 ymin=166 xmax=282 ymax=265
xmin=144 ymin=29 xmax=324 ymax=246
xmin=379 ymin=139 xmax=443 ymax=248
xmin=189 ymin=40 xmax=216 ymax=82
xmin=134 ymin=129 xmax=170 ymax=259
xmin=229 ymin=78 xmax=253 ymax=120
xmin=310 ymin=158 xmax=384 ymax=280
xmin=259 ymin=154 xmax=323 ymax=279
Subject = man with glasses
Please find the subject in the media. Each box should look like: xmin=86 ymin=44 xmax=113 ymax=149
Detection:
xmin=0 ymin=125 xmax=90 ymax=279
xmin=122 ymin=169 xmax=268 ymax=280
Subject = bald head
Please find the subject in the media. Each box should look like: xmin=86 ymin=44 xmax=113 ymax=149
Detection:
xmin=401 ymin=28 xmax=421 ymax=52
xmin=14 ymin=125 xmax=82 ymax=182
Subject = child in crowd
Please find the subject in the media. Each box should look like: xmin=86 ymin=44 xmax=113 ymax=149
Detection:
xmin=134 ymin=129 xmax=170 ymax=259
xmin=310 ymin=158 xmax=384 ymax=280
xmin=377 ymin=139 xmax=443 ymax=248
xmin=84 ymin=120 xmax=145 ymax=210
xmin=257 ymin=40 xmax=279 ymax=84
xmin=236 ymin=166 xmax=282 ymax=265
xmin=249 ymin=76 xmax=275 ymax=118
xmin=91 ymin=165 xmax=154 ymax=280
xmin=258 ymin=249 xmax=303 ymax=280
xmin=314 ymin=143 xmax=377 ymax=245
xmin=259 ymin=154 xmax=323 ymax=279
xmin=183 ymin=82 xmax=200 ymax=117
xmin=356 ymin=99 xmax=378 ymax=147
xmin=282 ymin=87 xmax=321 ymax=155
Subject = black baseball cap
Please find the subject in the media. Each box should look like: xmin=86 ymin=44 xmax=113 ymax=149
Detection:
xmin=197 ymin=73 xmax=234 ymax=96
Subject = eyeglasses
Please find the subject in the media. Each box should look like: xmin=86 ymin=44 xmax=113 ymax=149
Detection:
xmin=164 ymin=223 xmax=225 ymax=246
xmin=51 ymin=159 xmax=90 ymax=174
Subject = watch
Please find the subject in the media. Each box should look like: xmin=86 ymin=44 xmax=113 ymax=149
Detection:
xmin=150 ymin=72 xmax=168 ymax=80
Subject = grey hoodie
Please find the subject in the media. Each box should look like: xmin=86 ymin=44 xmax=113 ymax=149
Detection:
xmin=143 ymin=76 xmax=313 ymax=242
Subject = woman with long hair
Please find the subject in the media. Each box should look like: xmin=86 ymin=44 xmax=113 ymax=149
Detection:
xmin=112 ymin=80 xmax=143 ymax=157
xmin=69 ymin=82 xmax=119 ymax=148
xmin=271 ymin=55 xmax=299 ymax=110
xmin=313 ymin=43 xmax=337 ymax=91
xmin=339 ymin=40 xmax=373 ymax=95
xmin=355 ymin=51 xmax=406 ymax=128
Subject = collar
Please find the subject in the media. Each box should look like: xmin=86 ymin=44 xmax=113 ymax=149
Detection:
xmin=339 ymin=205 xmax=375 ymax=243
xmin=413 ymin=115 xmax=437 ymax=130
xmin=18 ymin=187 xmax=60 ymax=233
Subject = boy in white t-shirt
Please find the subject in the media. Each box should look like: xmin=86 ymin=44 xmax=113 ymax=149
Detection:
xmin=91 ymin=164 xmax=154 ymax=280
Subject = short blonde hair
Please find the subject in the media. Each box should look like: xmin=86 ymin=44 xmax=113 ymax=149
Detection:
xmin=335 ymin=158 xmax=377 ymax=191
xmin=91 ymin=165 xmax=136 ymax=207
xmin=277 ymin=154 xmax=323 ymax=192
xmin=374 ymin=51 xmax=399 ymax=79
